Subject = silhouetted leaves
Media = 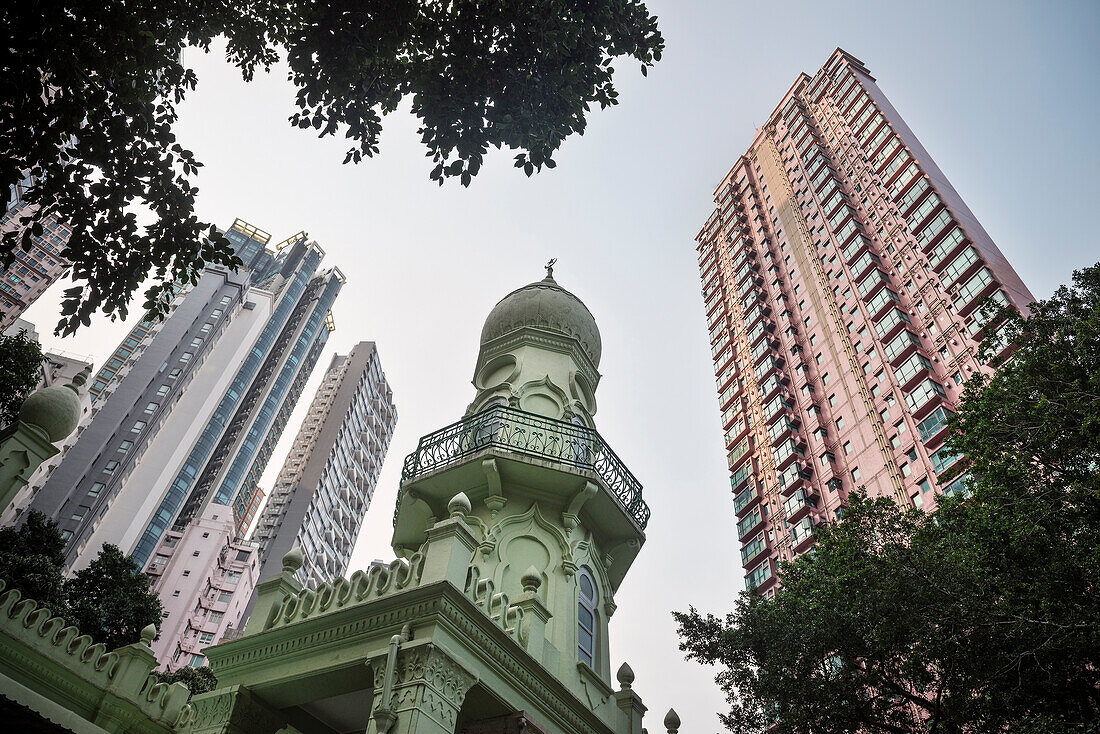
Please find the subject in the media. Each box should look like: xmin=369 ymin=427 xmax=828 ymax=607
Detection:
xmin=1 ymin=1 xmax=663 ymax=334
xmin=0 ymin=328 xmax=44 ymax=427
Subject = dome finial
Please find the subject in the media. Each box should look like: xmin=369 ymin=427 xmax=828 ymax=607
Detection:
xmin=544 ymin=257 xmax=557 ymax=281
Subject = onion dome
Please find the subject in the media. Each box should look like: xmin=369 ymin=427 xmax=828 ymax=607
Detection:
xmin=480 ymin=265 xmax=602 ymax=368
xmin=19 ymin=383 xmax=81 ymax=443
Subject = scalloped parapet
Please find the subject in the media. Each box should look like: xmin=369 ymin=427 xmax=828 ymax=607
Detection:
xmin=263 ymin=553 xmax=427 ymax=632
xmin=0 ymin=577 xmax=193 ymax=732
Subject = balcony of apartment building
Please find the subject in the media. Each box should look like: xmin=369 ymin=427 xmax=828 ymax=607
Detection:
xmin=904 ymin=377 xmax=948 ymax=422
xmin=776 ymin=462 xmax=814 ymax=499
xmin=915 ymin=406 xmax=953 ymax=451
xmin=733 ymin=479 xmax=761 ymax=521
xmin=788 ymin=516 xmax=817 ymax=554
xmin=740 ymin=531 xmax=770 ymax=568
xmin=782 ymin=487 xmax=817 ymax=524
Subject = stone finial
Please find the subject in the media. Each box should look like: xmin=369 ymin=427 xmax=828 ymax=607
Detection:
xmin=18 ymin=383 xmax=82 ymax=442
xmin=67 ymin=364 xmax=92 ymax=392
xmin=282 ymin=545 xmax=304 ymax=574
xmin=663 ymin=708 xmax=680 ymax=733
xmin=616 ymin=662 xmax=635 ymax=690
xmin=141 ymin=623 xmax=157 ymax=646
xmin=448 ymin=491 xmax=471 ymax=519
xmin=520 ymin=566 xmax=542 ymax=594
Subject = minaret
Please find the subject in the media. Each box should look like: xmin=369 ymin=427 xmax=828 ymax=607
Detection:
xmin=204 ymin=267 xmax=655 ymax=734
xmin=394 ymin=265 xmax=648 ymax=691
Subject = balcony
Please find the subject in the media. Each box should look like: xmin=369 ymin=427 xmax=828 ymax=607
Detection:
xmin=400 ymin=405 xmax=649 ymax=530
xmin=789 ymin=516 xmax=816 ymax=552
xmin=733 ymin=482 xmax=761 ymax=518
xmin=782 ymin=489 xmax=815 ymax=522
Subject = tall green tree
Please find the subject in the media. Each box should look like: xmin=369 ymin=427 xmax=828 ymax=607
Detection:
xmin=0 ymin=511 xmax=68 ymax=614
xmin=1 ymin=1 xmax=663 ymax=334
xmin=675 ymin=265 xmax=1100 ymax=733
xmin=66 ymin=544 xmax=163 ymax=651
xmin=0 ymin=328 xmax=44 ymax=427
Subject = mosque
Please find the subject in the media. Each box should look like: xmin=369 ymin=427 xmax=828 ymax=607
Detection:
xmin=0 ymin=268 xmax=681 ymax=734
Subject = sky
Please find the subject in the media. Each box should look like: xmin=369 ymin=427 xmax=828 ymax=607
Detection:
xmin=22 ymin=0 xmax=1100 ymax=729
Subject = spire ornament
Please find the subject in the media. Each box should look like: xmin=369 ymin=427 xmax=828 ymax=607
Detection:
xmin=544 ymin=258 xmax=557 ymax=280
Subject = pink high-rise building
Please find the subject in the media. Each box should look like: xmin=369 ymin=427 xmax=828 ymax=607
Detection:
xmin=694 ymin=49 xmax=1033 ymax=594
xmin=0 ymin=196 xmax=72 ymax=331
xmin=145 ymin=504 xmax=259 ymax=671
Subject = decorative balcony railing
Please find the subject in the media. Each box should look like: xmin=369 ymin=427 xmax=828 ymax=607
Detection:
xmin=400 ymin=405 xmax=650 ymax=530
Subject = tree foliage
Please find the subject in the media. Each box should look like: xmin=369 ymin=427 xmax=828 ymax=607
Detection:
xmin=66 ymin=544 xmax=164 ymax=651
xmin=0 ymin=511 xmax=69 ymax=614
xmin=676 ymin=265 xmax=1100 ymax=733
xmin=154 ymin=666 xmax=218 ymax=699
xmin=0 ymin=328 xmax=44 ymax=427
xmin=1 ymin=1 xmax=663 ymax=334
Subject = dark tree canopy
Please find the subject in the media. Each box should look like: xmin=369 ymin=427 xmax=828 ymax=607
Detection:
xmin=676 ymin=265 xmax=1100 ymax=733
xmin=0 ymin=327 xmax=44 ymax=427
xmin=155 ymin=666 xmax=218 ymax=699
xmin=1 ymin=1 xmax=663 ymax=334
xmin=0 ymin=511 xmax=69 ymax=614
xmin=66 ymin=544 xmax=164 ymax=651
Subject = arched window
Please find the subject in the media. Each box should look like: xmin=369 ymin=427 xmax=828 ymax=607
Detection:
xmin=577 ymin=568 xmax=597 ymax=667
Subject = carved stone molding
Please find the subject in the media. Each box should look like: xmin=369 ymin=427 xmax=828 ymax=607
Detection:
xmin=190 ymin=685 xmax=287 ymax=734
xmin=371 ymin=644 xmax=478 ymax=734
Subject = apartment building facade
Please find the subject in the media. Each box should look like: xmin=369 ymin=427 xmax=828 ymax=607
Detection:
xmin=13 ymin=264 xmax=262 ymax=567
xmin=145 ymin=504 xmax=259 ymax=671
xmin=693 ymin=49 xmax=1033 ymax=593
xmin=250 ymin=341 xmax=396 ymax=591
xmin=0 ymin=178 xmax=72 ymax=331
xmin=129 ymin=223 xmax=344 ymax=568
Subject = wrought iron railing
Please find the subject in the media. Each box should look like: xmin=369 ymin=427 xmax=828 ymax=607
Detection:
xmin=400 ymin=405 xmax=650 ymax=530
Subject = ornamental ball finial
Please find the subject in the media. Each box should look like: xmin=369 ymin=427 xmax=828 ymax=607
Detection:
xmin=448 ymin=491 xmax=471 ymax=519
xmin=18 ymin=382 xmax=82 ymax=442
xmin=520 ymin=566 xmax=542 ymax=594
xmin=67 ymin=364 xmax=92 ymax=392
xmin=664 ymin=708 xmax=680 ymax=733
xmin=616 ymin=662 xmax=635 ymax=690
xmin=140 ymin=624 xmax=157 ymax=646
xmin=282 ymin=545 xmax=304 ymax=574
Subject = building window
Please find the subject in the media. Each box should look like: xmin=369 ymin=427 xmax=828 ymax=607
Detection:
xmin=577 ymin=568 xmax=598 ymax=668
xmin=117 ymin=440 xmax=133 ymax=454
xmin=199 ymin=632 xmax=215 ymax=644
xmin=103 ymin=460 xmax=119 ymax=476
xmin=180 ymin=352 xmax=193 ymax=363
xmin=188 ymin=655 xmax=205 ymax=668
xmin=851 ymin=467 xmax=861 ymax=482
xmin=88 ymin=482 xmax=105 ymax=498
xmin=131 ymin=420 xmax=146 ymax=434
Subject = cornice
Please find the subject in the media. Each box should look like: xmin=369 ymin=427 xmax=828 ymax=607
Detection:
xmin=207 ymin=581 xmax=616 ymax=734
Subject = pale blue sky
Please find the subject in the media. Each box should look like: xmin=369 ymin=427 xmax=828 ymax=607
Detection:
xmin=24 ymin=1 xmax=1100 ymax=727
